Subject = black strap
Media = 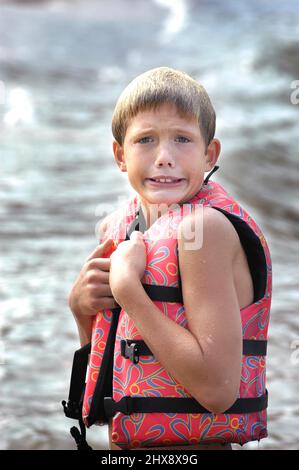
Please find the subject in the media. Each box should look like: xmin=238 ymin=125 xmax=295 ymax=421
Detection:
xmin=87 ymin=307 xmax=122 ymax=426
xmin=142 ymin=284 xmax=182 ymax=303
xmin=70 ymin=417 xmax=93 ymax=451
xmin=62 ymin=342 xmax=91 ymax=419
xmin=120 ymin=338 xmax=267 ymax=364
xmin=243 ymin=339 xmax=267 ymax=356
xmin=62 ymin=343 xmax=93 ymax=450
xmin=204 ymin=165 xmax=219 ymax=184
xmin=126 ymin=206 xmax=147 ymax=237
xmin=104 ymin=390 xmax=268 ymax=417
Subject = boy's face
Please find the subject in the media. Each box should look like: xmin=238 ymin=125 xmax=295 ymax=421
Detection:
xmin=113 ymin=103 xmax=220 ymax=209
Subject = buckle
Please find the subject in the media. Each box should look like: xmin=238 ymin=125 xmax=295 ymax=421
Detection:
xmin=120 ymin=340 xmax=140 ymax=364
xmin=104 ymin=397 xmax=133 ymax=416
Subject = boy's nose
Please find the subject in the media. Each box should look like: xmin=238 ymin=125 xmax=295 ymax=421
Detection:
xmin=154 ymin=145 xmax=175 ymax=168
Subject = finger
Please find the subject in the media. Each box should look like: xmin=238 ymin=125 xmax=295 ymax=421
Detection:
xmin=129 ymin=230 xmax=144 ymax=241
xmin=86 ymin=269 xmax=110 ymax=285
xmin=97 ymin=297 xmax=119 ymax=310
xmin=100 ymin=285 xmax=115 ymax=297
xmin=89 ymin=284 xmax=114 ymax=298
xmin=86 ymin=239 xmax=116 ymax=261
xmin=87 ymin=258 xmax=111 ymax=272
xmin=86 ymin=297 xmax=118 ymax=314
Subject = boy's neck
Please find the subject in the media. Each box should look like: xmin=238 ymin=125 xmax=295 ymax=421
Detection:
xmin=139 ymin=201 xmax=168 ymax=230
xmin=138 ymin=198 xmax=188 ymax=230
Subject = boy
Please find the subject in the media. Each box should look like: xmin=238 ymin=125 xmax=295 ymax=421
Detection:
xmin=68 ymin=67 xmax=271 ymax=450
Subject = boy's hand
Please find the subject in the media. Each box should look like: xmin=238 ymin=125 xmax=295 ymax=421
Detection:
xmin=109 ymin=231 xmax=147 ymax=304
xmin=68 ymin=238 xmax=118 ymax=318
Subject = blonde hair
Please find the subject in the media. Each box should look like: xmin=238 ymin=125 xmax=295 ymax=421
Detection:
xmin=112 ymin=67 xmax=216 ymax=150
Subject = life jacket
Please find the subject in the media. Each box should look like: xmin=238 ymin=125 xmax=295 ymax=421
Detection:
xmin=62 ymin=167 xmax=272 ymax=450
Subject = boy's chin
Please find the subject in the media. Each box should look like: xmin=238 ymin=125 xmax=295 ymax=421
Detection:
xmin=142 ymin=195 xmax=185 ymax=207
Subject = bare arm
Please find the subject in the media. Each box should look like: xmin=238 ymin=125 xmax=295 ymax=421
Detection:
xmin=109 ymin=209 xmax=242 ymax=413
xmin=177 ymin=207 xmax=243 ymax=410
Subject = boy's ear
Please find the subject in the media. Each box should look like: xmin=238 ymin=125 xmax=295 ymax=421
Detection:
xmin=113 ymin=140 xmax=127 ymax=172
xmin=204 ymin=138 xmax=221 ymax=172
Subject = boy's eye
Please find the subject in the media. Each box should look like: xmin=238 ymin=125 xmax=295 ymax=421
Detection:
xmin=137 ymin=136 xmax=153 ymax=144
xmin=175 ymin=136 xmax=191 ymax=143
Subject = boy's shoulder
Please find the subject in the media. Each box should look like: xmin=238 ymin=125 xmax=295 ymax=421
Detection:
xmin=178 ymin=205 xmax=240 ymax=258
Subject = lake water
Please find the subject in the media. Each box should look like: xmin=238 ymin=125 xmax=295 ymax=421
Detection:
xmin=0 ymin=0 xmax=299 ymax=450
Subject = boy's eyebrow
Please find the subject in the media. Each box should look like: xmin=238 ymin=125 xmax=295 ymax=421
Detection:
xmin=169 ymin=126 xmax=198 ymax=134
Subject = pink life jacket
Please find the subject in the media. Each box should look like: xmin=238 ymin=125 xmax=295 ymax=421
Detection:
xmin=78 ymin=176 xmax=272 ymax=449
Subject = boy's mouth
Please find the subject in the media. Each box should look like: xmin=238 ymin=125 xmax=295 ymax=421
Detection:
xmin=146 ymin=177 xmax=185 ymax=184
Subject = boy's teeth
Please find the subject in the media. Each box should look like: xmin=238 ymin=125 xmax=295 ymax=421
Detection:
xmin=153 ymin=178 xmax=179 ymax=183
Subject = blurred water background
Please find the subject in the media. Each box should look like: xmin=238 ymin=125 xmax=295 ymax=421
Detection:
xmin=0 ymin=0 xmax=298 ymax=450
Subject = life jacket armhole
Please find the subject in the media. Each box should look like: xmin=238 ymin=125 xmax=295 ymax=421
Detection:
xmin=210 ymin=207 xmax=267 ymax=303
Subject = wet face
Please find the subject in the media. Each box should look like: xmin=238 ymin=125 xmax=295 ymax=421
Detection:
xmin=113 ymin=102 xmax=220 ymax=213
